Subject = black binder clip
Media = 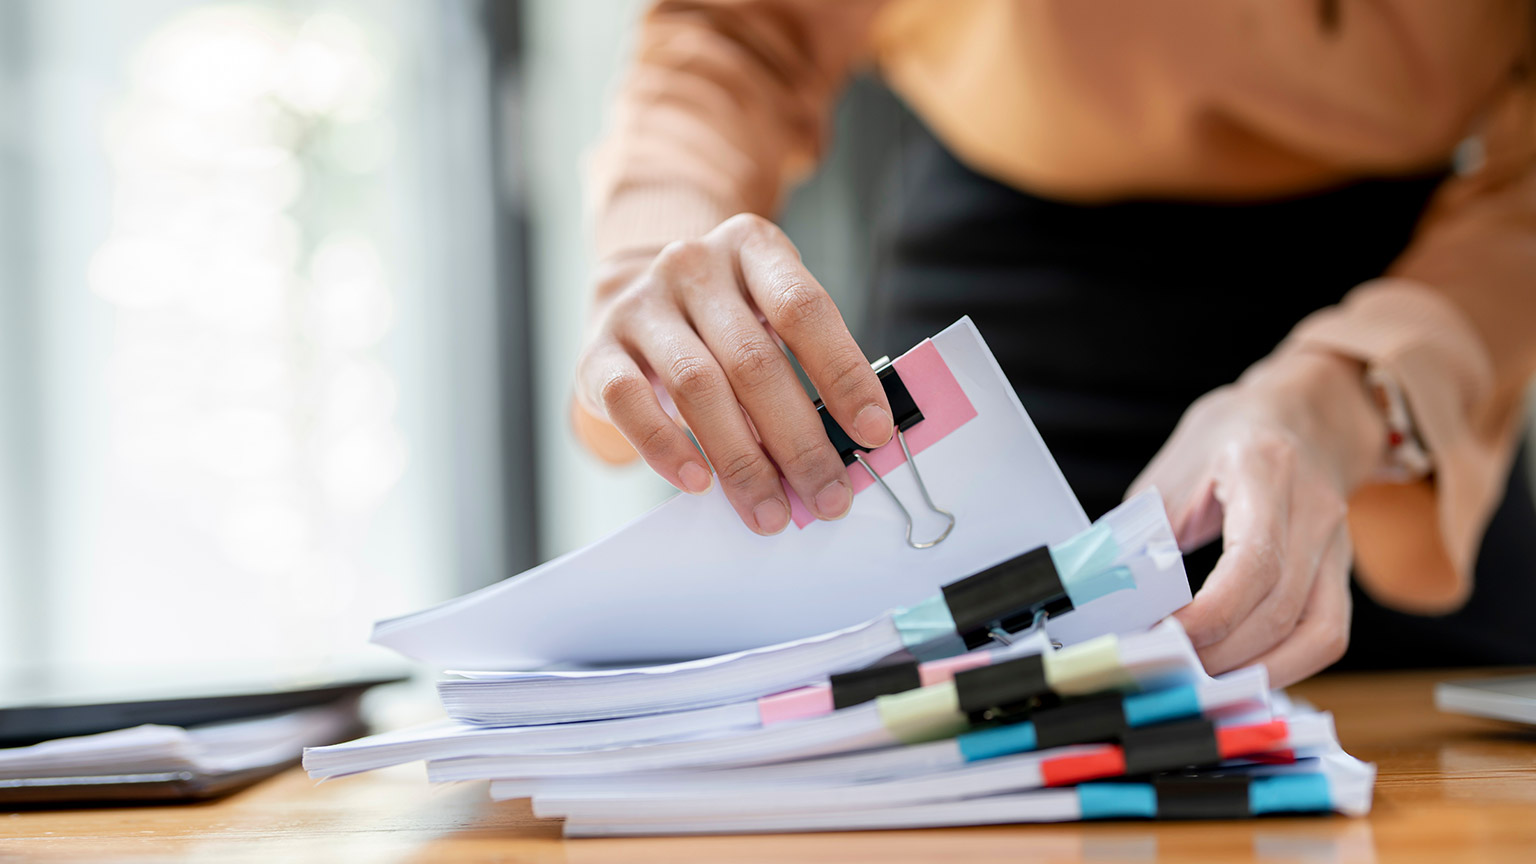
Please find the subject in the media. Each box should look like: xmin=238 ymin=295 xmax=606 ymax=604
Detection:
xmin=1150 ymin=774 xmax=1255 ymax=820
xmin=816 ymin=357 xmax=955 ymax=549
xmin=943 ymin=548 xmax=1074 ymax=650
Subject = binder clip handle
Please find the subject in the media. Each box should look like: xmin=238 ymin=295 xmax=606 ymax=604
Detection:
xmin=988 ymin=608 xmax=1061 ymax=650
xmin=818 ymin=358 xmax=955 ymax=549
xmin=851 ymin=435 xmax=955 ymax=550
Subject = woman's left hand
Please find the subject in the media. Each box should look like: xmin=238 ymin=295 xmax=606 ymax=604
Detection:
xmin=1128 ymin=351 xmax=1388 ymax=687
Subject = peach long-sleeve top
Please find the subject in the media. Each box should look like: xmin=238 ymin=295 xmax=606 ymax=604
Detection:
xmin=587 ymin=0 xmax=1536 ymax=611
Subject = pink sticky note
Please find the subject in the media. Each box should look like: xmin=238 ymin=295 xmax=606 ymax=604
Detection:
xmin=787 ymin=340 xmax=978 ymax=528
xmin=757 ymin=685 xmax=835 ymax=725
xmin=918 ymin=650 xmax=995 ymax=687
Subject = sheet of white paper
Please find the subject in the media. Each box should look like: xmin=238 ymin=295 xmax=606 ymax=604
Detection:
xmin=373 ymin=318 xmax=1190 ymax=668
xmin=0 ymin=701 xmax=360 ymax=779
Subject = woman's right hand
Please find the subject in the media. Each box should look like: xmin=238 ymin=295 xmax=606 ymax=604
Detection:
xmin=572 ymin=213 xmax=895 ymax=536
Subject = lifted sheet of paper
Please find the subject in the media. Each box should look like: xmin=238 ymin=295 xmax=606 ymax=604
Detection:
xmin=373 ymin=318 xmax=1191 ymax=669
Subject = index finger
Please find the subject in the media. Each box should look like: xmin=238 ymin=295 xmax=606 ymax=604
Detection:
xmin=1245 ymin=526 xmax=1353 ymax=687
xmin=722 ymin=215 xmax=893 ymax=450
xmin=1174 ymin=449 xmax=1291 ymax=649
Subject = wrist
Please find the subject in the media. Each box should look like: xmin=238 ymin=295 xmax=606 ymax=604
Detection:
xmin=591 ymin=251 xmax=655 ymax=304
xmin=584 ymin=252 xmax=656 ymax=347
xmin=1241 ymin=350 xmax=1388 ymax=492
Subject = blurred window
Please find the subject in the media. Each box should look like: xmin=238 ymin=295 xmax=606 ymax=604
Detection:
xmin=0 ymin=0 xmax=527 ymax=668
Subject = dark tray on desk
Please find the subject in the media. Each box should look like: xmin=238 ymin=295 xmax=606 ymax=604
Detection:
xmin=0 ymin=760 xmax=301 ymax=808
xmin=0 ymin=664 xmax=405 ymax=747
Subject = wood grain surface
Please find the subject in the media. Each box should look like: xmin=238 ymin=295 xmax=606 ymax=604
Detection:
xmin=3 ymin=668 xmax=1534 ymax=863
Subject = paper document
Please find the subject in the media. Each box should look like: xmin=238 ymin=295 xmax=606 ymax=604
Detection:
xmin=373 ymin=318 xmax=1190 ymax=668
xmin=556 ymin=750 xmax=1376 ymax=836
xmin=0 ymin=700 xmax=360 ymax=781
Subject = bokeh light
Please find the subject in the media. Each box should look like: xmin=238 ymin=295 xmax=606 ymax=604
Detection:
xmin=89 ymin=3 xmax=404 ymax=654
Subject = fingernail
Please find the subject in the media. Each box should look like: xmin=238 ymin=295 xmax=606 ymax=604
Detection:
xmin=814 ymin=479 xmax=852 ymax=520
xmin=752 ymin=499 xmax=790 ymax=535
xmin=854 ymin=404 xmax=893 ymax=448
xmin=678 ymin=462 xmax=712 ymax=495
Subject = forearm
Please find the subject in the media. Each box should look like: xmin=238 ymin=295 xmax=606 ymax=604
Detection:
xmin=1264 ymin=75 xmax=1536 ymax=610
xmin=1277 ymin=266 xmax=1533 ymax=612
xmin=1236 ymin=351 xmax=1388 ymax=497
xmin=588 ymin=0 xmax=883 ymax=262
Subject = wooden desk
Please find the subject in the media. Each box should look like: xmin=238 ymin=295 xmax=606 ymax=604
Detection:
xmin=3 ymin=669 xmax=1534 ymax=863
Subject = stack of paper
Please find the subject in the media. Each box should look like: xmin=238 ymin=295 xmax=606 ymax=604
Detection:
xmin=537 ymin=748 xmax=1376 ymax=837
xmin=367 ymin=319 xmax=1193 ymax=669
xmin=434 ymin=488 xmax=1176 ymax=728
xmin=308 ymin=620 xmax=1372 ymax=835
xmin=3 ymin=699 xmax=362 ymax=803
xmin=306 ymin=319 xmax=1374 ymax=834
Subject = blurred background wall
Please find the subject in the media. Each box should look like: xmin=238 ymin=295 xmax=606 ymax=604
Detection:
xmin=1 ymin=0 xmax=1530 ymax=670
xmin=0 ymin=0 xmax=531 ymax=667
xmin=0 ymin=0 xmax=910 ymax=669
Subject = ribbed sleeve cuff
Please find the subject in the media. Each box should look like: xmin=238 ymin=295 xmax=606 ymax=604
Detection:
xmin=592 ymin=184 xmax=739 ymax=262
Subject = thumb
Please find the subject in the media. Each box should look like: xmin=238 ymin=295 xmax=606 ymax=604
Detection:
xmin=1128 ymin=456 xmax=1221 ymax=553
xmin=1172 ymin=475 xmax=1224 ymax=552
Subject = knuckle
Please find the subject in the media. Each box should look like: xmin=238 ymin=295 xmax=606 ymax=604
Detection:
xmin=1178 ymin=392 xmax=1223 ymax=429
xmin=633 ymin=420 xmax=676 ymax=457
xmin=1318 ymin=625 xmax=1350 ymax=665
xmin=1263 ymin=594 xmax=1305 ymax=642
xmin=1206 ymin=607 xmax=1237 ymax=644
xmin=652 ymin=239 xmax=710 ymax=278
xmin=597 ymin=370 xmax=646 ymax=414
xmin=1253 ymin=430 xmax=1299 ymax=470
xmin=602 ymin=281 xmax=659 ymax=327
xmin=819 ymin=351 xmax=876 ymax=405
xmin=725 ymin=337 xmax=785 ymax=392
xmin=720 ymin=212 xmax=774 ymax=238
xmin=1276 ymin=585 xmax=1309 ymax=626
xmin=778 ymin=435 xmax=834 ymax=480
xmin=1192 ymin=603 xmax=1237 ymax=645
xmin=1229 ymin=539 xmax=1283 ymax=586
xmin=765 ymin=275 xmax=829 ymax=331
xmin=1196 ymin=646 xmax=1228 ymax=677
xmin=717 ymin=449 xmax=773 ymax=490
xmin=667 ymin=356 xmax=725 ymax=403
xmin=1192 ymin=386 xmax=1236 ymax=412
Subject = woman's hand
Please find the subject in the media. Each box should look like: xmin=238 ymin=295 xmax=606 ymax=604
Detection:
xmin=1129 ymin=351 xmax=1388 ymax=687
xmin=572 ymin=214 xmax=894 ymax=535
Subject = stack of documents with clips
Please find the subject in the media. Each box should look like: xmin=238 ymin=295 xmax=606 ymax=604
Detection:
xmin=306 ymin=318 xmax=1374 ymax=836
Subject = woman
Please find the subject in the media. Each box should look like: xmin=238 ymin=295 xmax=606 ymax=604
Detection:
xmin=569 ymin=1 xmax=1536 ymax=686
